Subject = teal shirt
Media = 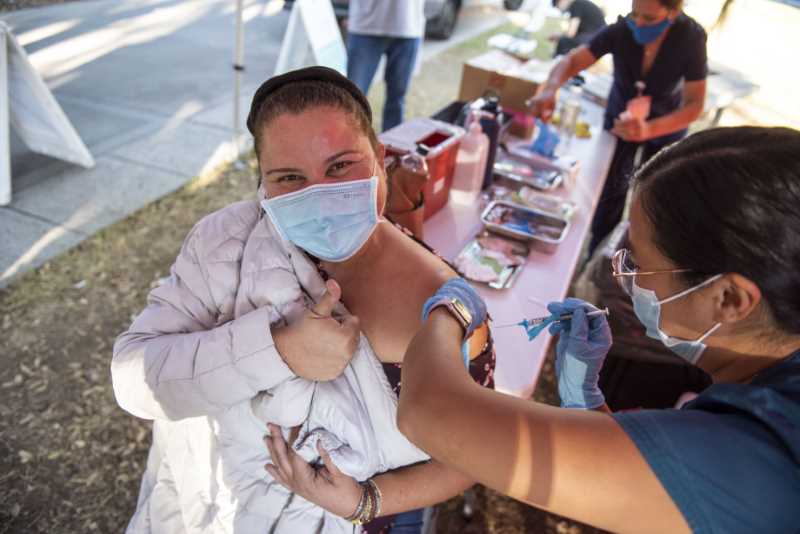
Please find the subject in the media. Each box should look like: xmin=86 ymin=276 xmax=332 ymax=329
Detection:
xmin=614 ymin=351 xmax=800 ymax=533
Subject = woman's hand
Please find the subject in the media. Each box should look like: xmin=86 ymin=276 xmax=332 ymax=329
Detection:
xmin=273 ymin=279 xmax=360 ymax=382
xmin=264 ymin=424 xmax=363 ymax=518
xmin=547 ymin=298 xmax=612 ymax=409
xmin=526 ymin=89 xmax=557 ymax=122
xmin=612 ymin=114 xmax=653 ymax=142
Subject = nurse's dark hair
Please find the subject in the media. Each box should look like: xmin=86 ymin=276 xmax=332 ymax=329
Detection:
xmin=657 ymin=0 xmax=684 ymax=9
xmin=248 ymin=80 xmax=379 ymax=160
xmin=634 ymin=126 xmax=800 ymax=335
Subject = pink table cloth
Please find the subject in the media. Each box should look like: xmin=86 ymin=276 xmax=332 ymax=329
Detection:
xmin=424 ymin=99 xmax=616 ymax=398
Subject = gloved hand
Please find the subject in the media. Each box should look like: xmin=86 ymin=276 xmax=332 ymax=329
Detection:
xmin=422 ymin=277 xmax=487 ymax=340
xmin=547 ymin=298 xmax=612 ymax=409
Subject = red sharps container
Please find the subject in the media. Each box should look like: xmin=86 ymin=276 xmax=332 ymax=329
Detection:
xmin=380 ymin=118 xmax=466 ymax=220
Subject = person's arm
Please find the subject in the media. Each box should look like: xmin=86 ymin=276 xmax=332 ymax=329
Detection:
xmin=111 ymin=221 xmax=358 ymax=421
xmin=397 ymin=309 xmax=690 ymax=534
xmin=528 ymin=45 xmax=598 ymax=120
xmin=264 ymin=424 xmax=474 ymax=519
xmin=613 ymin=80 xmax=707 ymax=142
xmin=369 ymin=460 xmax=473 ymax=515
xmin=648 ymin=79 xmax=706 ymax=137
xmin=565 ymin=16 xmax=581 ymax=39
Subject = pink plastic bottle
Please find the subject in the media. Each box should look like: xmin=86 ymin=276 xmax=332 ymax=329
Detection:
xmin=450 ymin=114 xmax=489 ymax=205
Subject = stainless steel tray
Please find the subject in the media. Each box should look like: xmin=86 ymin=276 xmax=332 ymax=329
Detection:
xmin=453 ymin=231 xmax=530 ymax=290
xmin=493 ymin=153 xmax=563 ymax=191
xmin=480 ymin=200 xmax=570 ymax=253
xmin=488 ymin=175 xmax=578 ymax=221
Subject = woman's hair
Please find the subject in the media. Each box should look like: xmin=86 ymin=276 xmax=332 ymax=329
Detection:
xmin=656 ymin=0 xmax=683 ymax=10
xmin=248 ymin=80 xmax=379 ymax=160
xmin=634 ymin=126 xmax=800 ymax=335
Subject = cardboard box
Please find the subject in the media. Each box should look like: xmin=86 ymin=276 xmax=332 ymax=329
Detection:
xmin=458 ymin=51 xmax=554 ymax=112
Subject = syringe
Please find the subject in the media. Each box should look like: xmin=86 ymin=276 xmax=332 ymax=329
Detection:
xmin=494 ymin=307 xmax=610 ymax=329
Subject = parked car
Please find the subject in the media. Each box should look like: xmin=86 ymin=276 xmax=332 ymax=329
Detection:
xmin=285 ymin=1 xmax=524 ymax=41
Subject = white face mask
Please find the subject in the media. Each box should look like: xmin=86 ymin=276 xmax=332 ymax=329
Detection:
xmin=261 ymin=175 xmax=379 ymax=262
xmin=631 ymin=274 xmax=723 ymax=365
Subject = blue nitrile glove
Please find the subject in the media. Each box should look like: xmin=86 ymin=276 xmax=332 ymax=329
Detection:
xmin=422 ymin=278 xmax=487 ymax=369
xmin=547 ymin=298 xmax=612 ymax=409
xmin=422 ymin=277 xmax=487 ymax=337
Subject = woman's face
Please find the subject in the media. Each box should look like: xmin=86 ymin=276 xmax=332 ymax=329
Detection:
xmin=258 ymin=106 xmax=387 ymax=213
xmin=627 ymin=196 xmax=721 ymax=343
xmin=629 ymin=0 xmax=673 ymax=27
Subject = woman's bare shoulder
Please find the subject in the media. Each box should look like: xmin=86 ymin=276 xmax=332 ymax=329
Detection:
xmin=383 ymin=223 xmax=456 ymax=283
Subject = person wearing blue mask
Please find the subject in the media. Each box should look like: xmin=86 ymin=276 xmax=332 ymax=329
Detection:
xmin=398 ymin=127 xmax=800 ymax=533
xmin=529 ymin=0 xmax=707 ymax=257
xmin=550 ymin=0 xmax=607 ymax=57
xmin=112 ymin=67 xmax=496 ymax=534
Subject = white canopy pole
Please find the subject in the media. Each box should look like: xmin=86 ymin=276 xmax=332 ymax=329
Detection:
xmin=1 ymin=26 xmax=10 ymax=206
xmin=233 ymin=0 xmax=245 ymax=166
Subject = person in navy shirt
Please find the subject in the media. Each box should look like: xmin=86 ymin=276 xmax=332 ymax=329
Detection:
xmin=550 ymin=0 xmax=607 ymax=56
xmin=530 ymin=0 xmax=707 ymax=256
xmin=399 ymin=126 xmax=800 ymax=533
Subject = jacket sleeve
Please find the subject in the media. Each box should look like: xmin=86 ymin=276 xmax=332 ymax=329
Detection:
xmin=111 ymin=224 xmax=295 ymax=421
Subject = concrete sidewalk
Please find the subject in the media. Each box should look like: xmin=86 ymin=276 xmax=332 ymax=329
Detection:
xmin=1 ymin=0 xmax=291 ymax=287
xmin=1 ymin=0 xmax=510 ymax=288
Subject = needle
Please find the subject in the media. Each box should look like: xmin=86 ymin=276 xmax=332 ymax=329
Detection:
xmin=494 ymin=307 xmax=610 ymax=329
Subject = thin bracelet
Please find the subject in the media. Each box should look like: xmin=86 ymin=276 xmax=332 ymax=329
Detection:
xmin=344 ymin=484 xmax=368 ymax=523
xmin=357 ymin=483 xmax=374 ymax=525
xmin=367 ymin=479 xmax=382 ymax=519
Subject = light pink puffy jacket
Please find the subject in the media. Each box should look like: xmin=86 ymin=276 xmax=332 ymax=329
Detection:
xmin=112 ymin=198 xmax=426 ymax=533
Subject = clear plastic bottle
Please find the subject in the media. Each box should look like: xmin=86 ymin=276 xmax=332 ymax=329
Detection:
xmin=450 ymin=113 xmax=489 ymax=206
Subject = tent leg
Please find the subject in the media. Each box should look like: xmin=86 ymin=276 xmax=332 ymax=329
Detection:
xmin=232 ymin=0 xmax=246 ymax=168
xmin=1 ymin=28 xmax=11 ymax=206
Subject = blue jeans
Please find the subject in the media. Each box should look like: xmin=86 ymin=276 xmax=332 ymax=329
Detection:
xmin=389 ymin=508 xmax=425 ymax=534
xmin=346 ymin=33 xmax=421 ymax=131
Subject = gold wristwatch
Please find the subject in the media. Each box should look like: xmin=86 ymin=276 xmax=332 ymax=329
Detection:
xmin=435 ymin=298 xmax=473 ymax=338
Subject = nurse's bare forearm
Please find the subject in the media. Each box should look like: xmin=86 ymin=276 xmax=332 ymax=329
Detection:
xmin=373 ymin=460 xmax=474 ymax=516
xmin=646 ymin=103 xmax=703 ymax=138
xmin=646 ymin=80 xmax=706 ymax=138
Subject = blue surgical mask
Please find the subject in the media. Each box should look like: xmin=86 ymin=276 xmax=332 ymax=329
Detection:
xmin=631 ymin=274 xmax=723 ymax=365
xmin=626 ymin=15 xmax=672 ymax=45
xmin=261 ymin=175 xmax=380 ymax=262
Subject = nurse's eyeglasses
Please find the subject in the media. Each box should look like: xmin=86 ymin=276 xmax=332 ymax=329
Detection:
xmin=611 ymin=248 xmax=691 ymax=296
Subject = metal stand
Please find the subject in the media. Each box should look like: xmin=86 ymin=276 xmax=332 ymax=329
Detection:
xmin=232 ymin=0 xmax=246 ymax=170
xmin=0 ymin=22 xmax=94 ymax=206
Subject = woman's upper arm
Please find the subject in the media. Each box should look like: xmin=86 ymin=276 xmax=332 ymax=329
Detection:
xmin=525 ymin=407 xmax=690 ymax=534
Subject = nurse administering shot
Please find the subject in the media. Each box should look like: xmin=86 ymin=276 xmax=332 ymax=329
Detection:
xmin=399 ymin=126 xmax=800 ymax=533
